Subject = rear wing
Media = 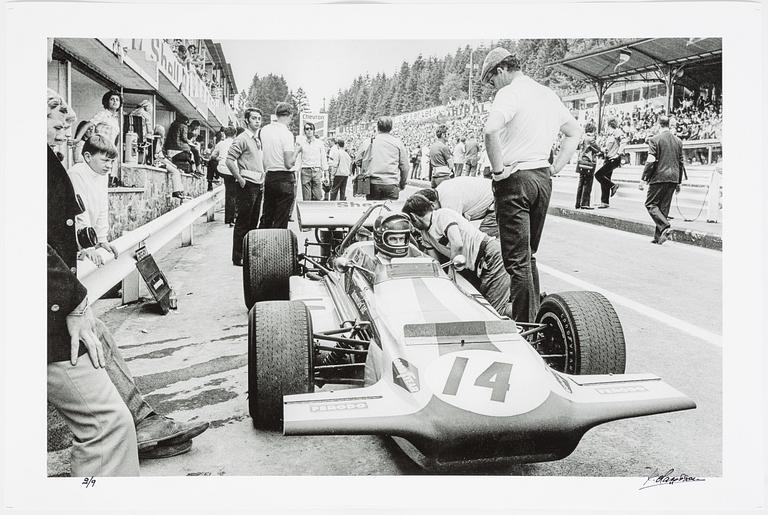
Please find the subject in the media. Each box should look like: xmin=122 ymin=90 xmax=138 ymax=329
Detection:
xmin=296 ymin=200 xmax=404 ymax=230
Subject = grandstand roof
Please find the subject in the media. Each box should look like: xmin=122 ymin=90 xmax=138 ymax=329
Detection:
xmin=549 ymin=38 xmax=722 ymax=82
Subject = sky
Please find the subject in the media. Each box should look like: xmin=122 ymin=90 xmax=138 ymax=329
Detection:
xmin=219 ymin=39 xmax=494 ymax=112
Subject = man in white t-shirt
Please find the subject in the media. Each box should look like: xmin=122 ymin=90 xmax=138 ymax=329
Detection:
xmin=329 ymin=139 xmax=352 ymax=201
xmin=415 ymin=175 xmax=498 ymax=237
xmin=258 ymin=102 xmax=298 ymax=229
xmin=403 ymin=194 xmax=512 ymax=318
xmin=210 ymin=126 xmax=237 ymax=225
xmin=481 ymin=47 xmax=582 ymax=323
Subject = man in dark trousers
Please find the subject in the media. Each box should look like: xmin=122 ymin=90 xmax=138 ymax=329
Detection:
xmin=642 ymin=115 xmax=686 ymax=245
xmin=226 ymin=108 xmax=265 ymax=265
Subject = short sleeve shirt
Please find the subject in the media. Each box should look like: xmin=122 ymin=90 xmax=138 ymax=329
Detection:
xmin=489 ymin=75 xmax=573 ymax=170
xmin=429 ymin=141 xmax=452 ymax=167
xmin=436 ymin=176 xmax=494 ymax=221
xmin=421 ymin=208 xmax=488 ymax=272
xmin=260 ymin=122 xmax=295 ymax=172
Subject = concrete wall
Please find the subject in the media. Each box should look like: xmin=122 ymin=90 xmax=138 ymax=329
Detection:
xmin=107 ymin=165 xmax=207 ymax=240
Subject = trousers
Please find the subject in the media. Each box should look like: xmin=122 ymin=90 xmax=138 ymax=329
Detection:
xmin=233 ymin=181 xmax=263 ymax=263
xmin=301 ymin=167 xmax=324 ymax=201
xmin=575 ymin=163 xmax=595 ymax=208
xmin=645 ymin=182 xmax=676 ymax=241
xmin=595 ymin=157 xmax=621 ymax=204
xmin=48 ymin=350 xmax=139 ymax=476
xmin=260 ymin=172 xmax=295 ymax=229
xmin=221 ymin=174 xmax=238 ymax=224
xmin=330 ymin=175 xmax=348 ymax=201
xmin=366 ymin=183 xmax=400 ymax=201
xmin=492 ymin=167 xmax=552 ymax=323
xmin=477 ymin=239 xmax=512 ymax=318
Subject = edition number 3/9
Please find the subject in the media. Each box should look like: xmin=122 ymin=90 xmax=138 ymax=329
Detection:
xmin=442 ymin=357 xmax=513 ymax=402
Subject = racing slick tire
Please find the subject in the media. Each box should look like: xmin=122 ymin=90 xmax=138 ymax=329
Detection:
xmin=243 ymin=229 xmax=298 ymax=310
xmin=248 ymin=300 xmax=314 ymax=430
xmin=535 ymin=291 xmax=626 ymax=375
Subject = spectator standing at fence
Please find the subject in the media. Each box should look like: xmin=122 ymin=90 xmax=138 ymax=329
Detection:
xmin=452 ymin=136 xmax=466 ymax=176
xmin=429 ymin=124 xmax=454 ymax=183
xmin=259 ymin=102 xmax=298 ymax=229
xmin=296 ymin=121 xmax=328 ymax=201
xmin=574 ymin=122 xmax=600 ymax=209
xmin=642 ymin=116 xmax=686 ymax=245
xmin=410 ymin=145 xmax=421 ymax=179
xmin=594 ymin=118 xmax=625 ymax=208
xmin=211 ymin=127 xmax=238 ymax=225
xmin=481 ymin=47 xmax=582 ymax=323
xmin=464 ymin=135 xmax=480 ymax=176
xmin=226 ymin=108 xmax=265 ymax=266
xmin=328 ymin=139 xmax=352 ymax=201
xmin=188 ymin=120 xmax=203 ymax=176
xmin=364 ymin=116 xmax=410 ymax=201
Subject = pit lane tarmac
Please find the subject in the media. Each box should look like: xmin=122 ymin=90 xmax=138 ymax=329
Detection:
xmin=47 ymin=198 xmax=722 ymax=477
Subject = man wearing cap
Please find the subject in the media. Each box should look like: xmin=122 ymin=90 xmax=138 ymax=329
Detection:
xmin=258 ymin=102 xmax=298 ymax=229
xmin=481 ymin=47 xmax=582 ymax=323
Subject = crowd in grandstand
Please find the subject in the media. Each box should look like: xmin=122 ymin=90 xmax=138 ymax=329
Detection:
xmin=338 ymin=94 xmax=722 ymax=173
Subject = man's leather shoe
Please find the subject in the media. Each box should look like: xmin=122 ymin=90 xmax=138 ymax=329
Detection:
xmin=139 ymin=440 xmax=193 ymax=460
xmin=596 ymin=203 xmax=609 ymax=209
xmin=233 ymin=259 xmax=242 ymax=267
xmin=136 ymin=414 xmax=210 ymax=450
xmin=657 ymin=227 xmax=671 ymax=245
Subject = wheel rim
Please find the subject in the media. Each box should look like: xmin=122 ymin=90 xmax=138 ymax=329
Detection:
xmin=537 ymin=312 xmax=574 ymax=374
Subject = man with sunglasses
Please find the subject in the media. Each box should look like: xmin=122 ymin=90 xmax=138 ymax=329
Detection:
xmin=481 ymin=47 xmax=582 ymax=323
xmin=296 ymin=121 xmax=328 ymax=201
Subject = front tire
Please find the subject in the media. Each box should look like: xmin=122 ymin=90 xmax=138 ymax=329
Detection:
xmin=243 ymin=229 xmax=298 ymax=310
xmin=535 ymin=291 xmax=626 ymax=374
xmin=248 ymin=301 xmax=314 ymax=430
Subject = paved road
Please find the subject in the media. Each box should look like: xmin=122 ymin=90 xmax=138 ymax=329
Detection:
xmin=48 ymin=188 xmax=722 ymax=477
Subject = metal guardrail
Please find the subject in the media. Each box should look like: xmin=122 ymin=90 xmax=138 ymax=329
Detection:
xmin=77 ymin=186 xmax=224 ymax=302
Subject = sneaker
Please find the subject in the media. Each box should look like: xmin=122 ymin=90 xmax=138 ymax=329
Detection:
xmin=610 ymin=184 xmax=620 ymax=197
xmin=136 ymin=414 xmax=210 ymax=451
xmin=139 ymin=440 xmax=193 ymax=460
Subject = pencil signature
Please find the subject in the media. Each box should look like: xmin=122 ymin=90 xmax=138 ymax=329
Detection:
xmin=640 ymin=468 xmax=705 ymax=490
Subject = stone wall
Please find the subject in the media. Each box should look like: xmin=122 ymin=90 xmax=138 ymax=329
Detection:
xmin=107 ymin=164 xmax=207 ymax=240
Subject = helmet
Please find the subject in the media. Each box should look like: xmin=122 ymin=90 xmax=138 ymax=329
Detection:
xmin=373 ymin=213 xmax=412 ymax=258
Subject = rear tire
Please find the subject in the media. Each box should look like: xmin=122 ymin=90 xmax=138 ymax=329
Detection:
xmin=535 ymin=291 xmax=626 ymax=374
xmin=248 ymin=301 xmax=314 ymax=430
xmin=243 ymin=229 xmax=298 ymax=309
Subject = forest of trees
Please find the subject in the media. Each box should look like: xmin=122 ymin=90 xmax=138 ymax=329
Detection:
xmin=235 ymin=39 xmax=628 ymax=130
xmin=235 ymin=74 xmax=311 ymax=133
xmin=325 ymin=39 xmax=629 ymax=129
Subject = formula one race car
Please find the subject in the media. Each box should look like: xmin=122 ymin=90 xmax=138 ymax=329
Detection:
xmin=242 ymin=201 xmax=695 ymax=470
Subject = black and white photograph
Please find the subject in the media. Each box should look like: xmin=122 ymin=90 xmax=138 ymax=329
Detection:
xmin=2 ymin=1 xmax=766 ymax=514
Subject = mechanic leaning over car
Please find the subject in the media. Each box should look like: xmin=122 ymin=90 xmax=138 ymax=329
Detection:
xmin=481 ymin=47 xmax=582 ymax=323
xmin=403 ymin=194 xmax=514 ymax=318
xmin=415 ymin=175 xmax=498 ymax=238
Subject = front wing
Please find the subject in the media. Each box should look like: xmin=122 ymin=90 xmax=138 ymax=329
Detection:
xmin=284 ymin=372 xmax=695 ymax=467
